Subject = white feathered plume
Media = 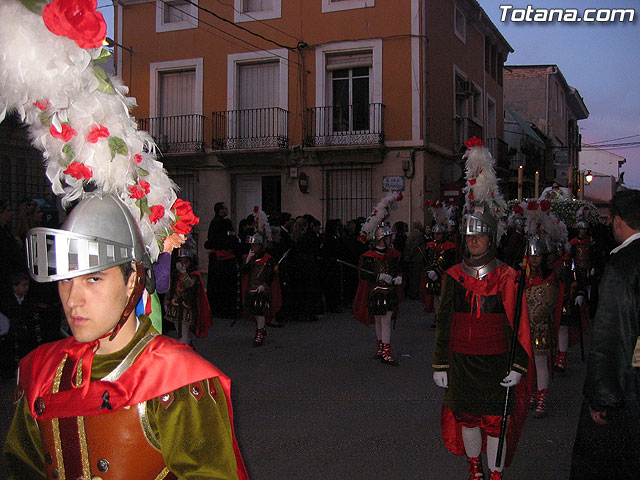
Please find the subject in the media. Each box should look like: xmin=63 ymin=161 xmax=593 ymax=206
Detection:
xmin=427 ymin=200 xmax=454 ymax=229
xmin=359 ymin=191 xmax=403 ymax=240
xmin=252 ymin=206 xmax=272 ymax=242
xmin=462 ymin=137 xmax=507 ymax=239
xmin=0 ymin=0 xmax=197 ymax=261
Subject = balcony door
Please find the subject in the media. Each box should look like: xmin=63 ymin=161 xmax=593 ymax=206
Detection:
xmin=236 ymin=61 xmax=280 ymax=146
xmin=159 ymin=69 xmax=198 ymax=149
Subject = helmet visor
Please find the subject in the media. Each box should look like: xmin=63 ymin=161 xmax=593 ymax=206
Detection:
xmin=26 ymin=227 xmax=135 ymax=283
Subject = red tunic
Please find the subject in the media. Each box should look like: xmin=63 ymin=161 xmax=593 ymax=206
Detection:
xmin=419 ymin=240 xmax=457 ymax=312
xmin=241 ymin=252 xmax=282 ymax=322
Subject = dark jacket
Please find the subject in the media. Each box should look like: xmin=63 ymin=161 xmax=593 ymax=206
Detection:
xmin=584 ymin=236 xmax=640 ymax=413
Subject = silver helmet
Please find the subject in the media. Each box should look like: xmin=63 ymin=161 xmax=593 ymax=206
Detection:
xmin=25 ymin=193 xmax=154 ymax=292
xmin=246 ymin=232 xmax=264 ymax=244
xmin=526 ymin=235 xmax=548 ymax=257
xmin=574 ymin=220 xmax=589 ymax=230
xmin=432 ymin=224 xmax=447 ymax=234
xmin=374 ymin=224 xmax=393 ymax=243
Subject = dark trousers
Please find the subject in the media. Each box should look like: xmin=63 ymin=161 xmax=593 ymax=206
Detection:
xmin=570 ymin=399 xmax=640 ymax=480
xmin=207 ymin=255 xmax=239 ymax=318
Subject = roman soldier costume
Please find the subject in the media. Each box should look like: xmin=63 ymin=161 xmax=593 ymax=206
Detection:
xmin=432 ymin=138 xmax=532 ymax=480
xmin=353 ymin=192 xmax=404 ymax=366
xmin=421 ymin=201 xmax=457 ymax=322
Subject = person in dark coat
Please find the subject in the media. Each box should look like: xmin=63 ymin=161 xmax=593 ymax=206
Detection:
xmin=0 ymin=200 xmax=26 ymax=297
xmin=320 ymin=219 xmax=345 ymax=313
xmin=570 ymin=189 xmax=640 ymax=480
xmin=205 ymin=202 xmax=240 ymax=319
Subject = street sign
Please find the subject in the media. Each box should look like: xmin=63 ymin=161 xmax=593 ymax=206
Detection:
xmin=382 ymin=175 xmax=405 ymax=191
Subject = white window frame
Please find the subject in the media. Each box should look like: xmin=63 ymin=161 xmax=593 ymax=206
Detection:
xmin=155 ymin=0 xmax=198 ymax=33
xmin=454 ymin=5 xmax=466 ymax=44
xmin=226 ymin=49 xmax=289 ymax=112
xmin=315 ymin=39 xmax=382 ymax=110
xmin=234 ymin=0 xmax=281 ymax=23
xmin=321 ymin=0 xmax=374 ymax=13
xmin=471 ymin=81 xmax=483 ymax=124
xmin=149 ymin=58 xmax=203 ymax=118
xmin=486 ymin=93 xmax=497 ymax=140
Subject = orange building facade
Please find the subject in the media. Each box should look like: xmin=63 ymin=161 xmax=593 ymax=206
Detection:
xmin=113 ymin=0 xmax=511 ymax=260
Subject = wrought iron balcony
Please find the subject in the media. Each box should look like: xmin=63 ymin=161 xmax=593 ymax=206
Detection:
xmin=137 ymin=114 xmax=205 ymax=154
xmin=211 ymin=107 xmax=289 ymax=150
xmin=304 ymin=103 xmax=385 ymax=147
xmin=453 ymin=116 xmax=483 ymax=153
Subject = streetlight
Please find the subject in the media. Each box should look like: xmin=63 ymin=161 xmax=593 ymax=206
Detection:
xmin=585 ymin=171 xmax=594 ymax=183
xmin=103 ymin=37 xmax=133 ymax=89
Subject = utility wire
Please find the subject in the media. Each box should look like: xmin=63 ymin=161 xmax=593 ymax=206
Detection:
xmin=212 ymin=0 xmax=300 ymax=42
xmin=180 ymin=0 xmax=297 ymax=50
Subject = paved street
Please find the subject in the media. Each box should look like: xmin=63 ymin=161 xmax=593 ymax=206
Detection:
xmin=0 ymin=299 xmax=587 ymax=479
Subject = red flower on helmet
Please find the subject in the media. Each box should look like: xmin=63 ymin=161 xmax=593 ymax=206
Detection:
xmin=63 ymin=162 xmax=93 ymax=180
xmin=133 ymin=154 xmax=143 ymax=163
xmin=172 ymin=198 xmax=200 ymax=234
xmin=86 ymin=124 xmax=110 ymax=143
xmin=149 ymin=205 xmax=165 ymax=224
xmin=43 ymin=0 xmax=107 ymax=50
xmin=50 ymin=124 xmax=77 ymax=142
xmin=513 ymin=204 xmax=524 ymax=215
xmin=397 ymin=192 xmax=404 ymax=201
xmin=35 ymin=100 xmax=50 ymax=111
xmin=465 ymin=136 xmax=483 ymax=148
xmin=527 ymin=201 xmax=539 ymax=210
xmin=469 ymin=178 xmax=477 ymax=186
xmin=253 ymin=205 xmax=259 ymax=213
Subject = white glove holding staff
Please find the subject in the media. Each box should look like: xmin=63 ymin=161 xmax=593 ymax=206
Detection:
xmin=433 ymin=371 xmax=448 ymax=388
xmin=378 ymin=273 xmax=393 ymax=285
xmin=500 ymin=370 xmax=522 ymax=387
xmin=427 ymin=270 xmax=438 ymax=281
xmin=392 ymin=276 xmax=403 ymax=286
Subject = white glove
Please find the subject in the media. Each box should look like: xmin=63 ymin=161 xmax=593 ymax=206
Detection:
xmin=590 ymin=267 xmax=596 ymax=276
xmin=175 ymin=262 xmax=186 ymax=273
xmin=378 ymin=273 xmax=393 ymax=285
xmin=500 ymin=370 xmax=522 ymax=387
xmin=427 ymin=270 xmax=438 ymax=281
xmin=575 ymin=295 xmax=585 ymax=306
xmin=245 ymin=250 xmax=255 ymax=263
xmin=393 ymin=276 xmax=403 ymax=286
xmin=256 ymin=285 xmax=266 ymax=293
xmin=433 ymin=371 xmax=448 ymax=388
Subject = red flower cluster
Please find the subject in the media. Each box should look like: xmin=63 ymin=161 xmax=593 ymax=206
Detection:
xmin=396 ymin=192 xmax=404 ymax=201
xmin=540 ymin=200 xmax=551 ymax=212
xmin=133 ymin=154 xmax=143 ymax=163
xmin=465 ymin=136 xmax=483 ymax=148
xmin=50 ymin=124 xmax=77 ymax=142
xmin=513 ymin=204 xmax=524 ymax=215
xmin=149 ymin=205 xmax=165 ymax=224
xmin=128 ymin=180 xmax=150 ymax=200
xmin=469 ymin=179 xmax=477 ymax=186
xmin=64 ymin=162 xmax=93 ymax=180
xmin=171 ymin=199 xmax=199 ymax=235
xmin=34 ymin=100 xmax=50 ymax=111
xmin=527 ymin=201 xmax=539 ymax=210
xmin=86 ymin=124 xmax=110 ymax=143
xmin=253 ymin=205 xmax=259 ymax=213
xmin=43 ymin=0 xmax=107 ymax=49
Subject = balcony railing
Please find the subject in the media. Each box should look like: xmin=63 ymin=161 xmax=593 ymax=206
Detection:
xmin=486 ymin=137 xmax=509 ymax=169
xmin=212 ymin=107 xmax=289 ymax=150
xmin=137 ymin=114 xmax=205 ymax=154
xmin=305 ymin=104 xmax=385 ymax=147
xmin=454 ymin=117 xmax=483 ymax=153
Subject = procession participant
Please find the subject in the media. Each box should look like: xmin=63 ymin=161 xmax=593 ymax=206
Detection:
xmin=421 ymin=201 xmax=457 ymax=326
xmin=555 ymin=205 xmax=593 ymax=372
xmin=570 ymin=189 xmax=640 ymax=480
xmin=353 ymin=192 xmax=404 ymax=366
xmin=432 ymin=137 xmax=532 ymax=480
xmin=205 ymin=201 xmax=241 ymax=319
xmin=501 ymin=204 xmax=527 ymax=269
xmin=164 ymin=243 xmax=212 ymax=343
xmin=240 ymin=207 xmax=281 ymax=346
xmin=5 ymin=194 xmax=248 ymax=479
xmin=0 ymin=3 xmax=247 ymax=475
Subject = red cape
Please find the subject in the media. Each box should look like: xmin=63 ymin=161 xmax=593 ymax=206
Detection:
xmin=191 ymin=270 xmax=213 ymax=338
xmin=440 ymin=262 xmax=533 ymax=467
xmin=352 ymin=248 xmax=402 ymax=325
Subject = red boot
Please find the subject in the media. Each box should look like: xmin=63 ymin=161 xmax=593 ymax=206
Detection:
xmin=253 ymin=328 xmax=266 ymax=346
xmin=380 ymin=343 xmax=399 ymax=366
xmin=373 ymin=340 xmax=383 ymax=360
xmin=533 ymin=388 xmax=547 ymax=418
xmin=467 ymin=456 xmax=485 ymax=480
xmin=553 ymin=351 xmax=567 ymax=373
xmin=529 ymin=389 xmax=539 ymax=410
xmin=489 ymin=470 xmax=502 ymax=480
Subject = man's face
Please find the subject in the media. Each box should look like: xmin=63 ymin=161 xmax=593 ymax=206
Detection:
xmin=465 ymin=234 xmax=491 ymax=258
xmin=578 ymin=228 xmax=588 ymax=239
xmin=220 ymin=205 xmax=228 ymax=218
xmin=58 ymin=266 xmax=133 ymax=345
xmin=434 ymin=232 xmax=445 ymax=243
xmin=0 ymin=206 xmax=11 ymax=227
xmin=528 ymin=254 xmax=543 ymax=268
xmin=13 ymin=280 xmax=29 ymax=297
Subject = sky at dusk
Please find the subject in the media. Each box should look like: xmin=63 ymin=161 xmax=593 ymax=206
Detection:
xmin=97 ymin=0 xmax=640 ymax=189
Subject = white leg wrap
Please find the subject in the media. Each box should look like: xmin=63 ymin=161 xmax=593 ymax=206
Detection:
xmin=535 ymin=353 xmax=549 ymax=390
xmin=256 ymin=315 xmax=266 ymax=329
xmin=558 ymin=325 xmax=569 ymax=352
xmin=380 ymin=311 xmax=392 ymax=344
xmin=486 ymin=435 xmax=506 ymax=473
xmin=374 ymin=316 xmax=382 ymax=340
xmin=461 ymin=426 xmax=482 ymax=458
